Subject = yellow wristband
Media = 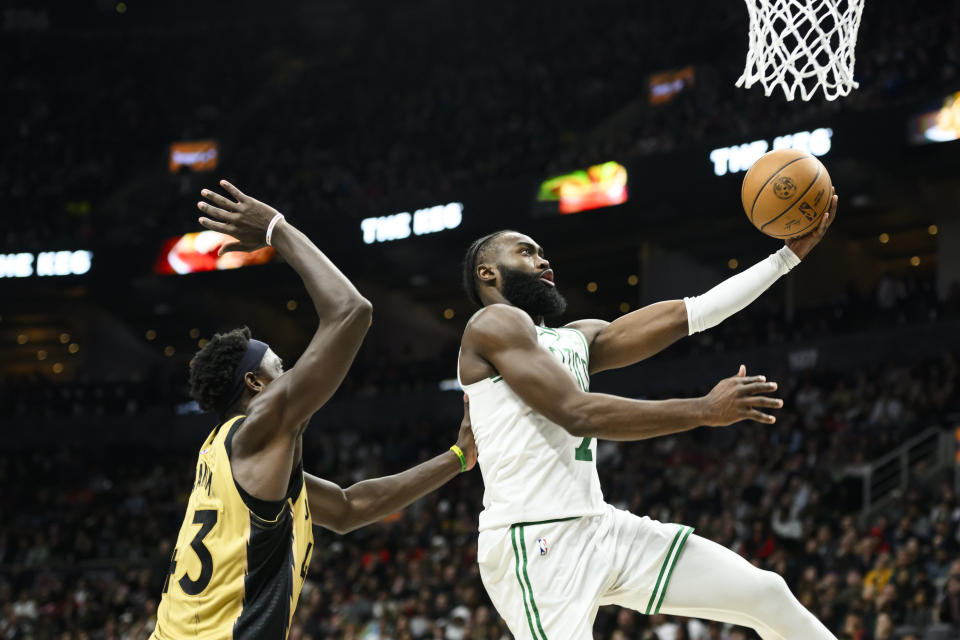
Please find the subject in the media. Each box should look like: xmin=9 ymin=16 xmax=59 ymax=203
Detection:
xmin=450 ymin=445 xmax=467 ymax=473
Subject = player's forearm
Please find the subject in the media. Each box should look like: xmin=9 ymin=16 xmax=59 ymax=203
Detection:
xmin=269 ymin=221 xmax=369 ymax=317
xmin=683 ymin=247 xmax=799 ymax=334
xmin=566 ymin=392 xmax=706 ymax=441
xmin=337 ymin=450 xmax=463 ymax=533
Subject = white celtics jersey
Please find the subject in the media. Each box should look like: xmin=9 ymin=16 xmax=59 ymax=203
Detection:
xmin=460 ymin=325 xmax=605 ymax=531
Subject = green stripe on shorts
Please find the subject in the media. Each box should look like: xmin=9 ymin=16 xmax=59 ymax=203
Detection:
xmin=654 ymin=526 xmax=693 ymax=614
xmin=511 ymin=526 xmax=540 ymax=639
xmin=518 ymin=526 xmax=548 ymax=639
xmin=511 ymin=525 xmax=549 ymax=639
xmin=645 ymin=525 xmax=694 ymax=615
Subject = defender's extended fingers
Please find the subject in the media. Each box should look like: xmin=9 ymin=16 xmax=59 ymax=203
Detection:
xmin=219 ymin=180 xmax=247 ymax=202
xmin=201 ymin=189 xmax=241 ymax=212
xmin=197 ymin=201 xmax=239 ymax=222
xmin=746 ymin=409 xmax=776 ymax=424
xmin=217 ymin=242 xmax=244 ymax=256
xmin=198 ymin=217 xmax=234 ymax=234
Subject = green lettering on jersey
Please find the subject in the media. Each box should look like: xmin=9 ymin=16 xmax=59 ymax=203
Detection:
xmin=546 ymin=346 xmax=589 ymax=393
xmin=540 ymin=328 xmax=593 ymax=462
xmin=574 ymin=437 xmax=593 ymax=461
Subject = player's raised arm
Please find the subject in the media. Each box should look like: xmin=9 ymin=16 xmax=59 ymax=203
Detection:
xmin=464 ymin=304 xmax=782 ymax=441
xmin=305 ymin=396 xmax=477 ymax=534
xmin=197 ymin=180 xmax=372 ymax=438
xmin=576 ymin=192 xmax=838 ymax=374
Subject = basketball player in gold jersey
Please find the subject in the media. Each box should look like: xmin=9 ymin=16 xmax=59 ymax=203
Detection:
xmin=150 ymin=180 xmax=477 ymax=640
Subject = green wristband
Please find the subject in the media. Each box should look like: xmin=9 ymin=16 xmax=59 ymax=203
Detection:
xmin=450 ymin=445 xmax=467 ymax=473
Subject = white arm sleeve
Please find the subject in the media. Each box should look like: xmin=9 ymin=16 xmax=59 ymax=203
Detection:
xmin=683 ymin=247 xmax=800 ymax=335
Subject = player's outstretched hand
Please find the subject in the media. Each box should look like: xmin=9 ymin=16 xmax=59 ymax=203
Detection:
xmin=197 ymin=180 xmax=283 ymax=256
xmin=703 ymin=364 xmax=783 ymax=426
xmin=785 ymin=188 xmax=838 ymax=260
xmin=456 ymin=394 xmax=478 ymax=471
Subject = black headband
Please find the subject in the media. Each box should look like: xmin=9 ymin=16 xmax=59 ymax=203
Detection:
xmin=221 ymin=338 xmax=268 ymax=417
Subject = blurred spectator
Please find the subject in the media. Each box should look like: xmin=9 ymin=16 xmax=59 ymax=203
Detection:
xmin=1 ymin=346 xmax=959 ymax=637
xmin=938 ymin=563 xmax=960 ymax=625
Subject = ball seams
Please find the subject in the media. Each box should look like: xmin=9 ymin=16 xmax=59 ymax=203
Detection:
xmin=759 ymin=163 xmax=821 ymax=233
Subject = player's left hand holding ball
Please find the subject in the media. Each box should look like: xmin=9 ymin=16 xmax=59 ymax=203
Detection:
xmin=197 ymin=180 xmax=283 ymax=256
xmin=785 ymin=188 xmax=838 ymax=260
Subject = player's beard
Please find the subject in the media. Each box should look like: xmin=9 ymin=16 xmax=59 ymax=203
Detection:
xmin=499 ymin=265 xmax=567 ymax=320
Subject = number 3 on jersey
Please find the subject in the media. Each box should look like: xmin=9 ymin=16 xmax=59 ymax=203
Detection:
xmin=574 ymin=437 xmax=593 ymax=461
xmin=163 ymin=509 xmax=218 ymax=596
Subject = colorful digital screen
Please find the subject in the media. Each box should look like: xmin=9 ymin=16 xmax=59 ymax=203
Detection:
xmin=649 ymin=66 xmax=695 ymax=105
xmin=154 ymin=231 xmax=276 ymax=275
xmin=536 ymin=161 xmax=628 ymax=215
xmin=169 ymin=140 xmax=219 ymax=173
xmin=909 ymin=91 xmax=960 ymax=145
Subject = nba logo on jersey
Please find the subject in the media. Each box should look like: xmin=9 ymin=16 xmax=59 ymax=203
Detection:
xmin=536 ymin=538 xmax=548 ymax=556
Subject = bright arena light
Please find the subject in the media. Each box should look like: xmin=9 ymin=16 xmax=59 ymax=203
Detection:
xmin=361 ymin=202 xmax=463 ymax=244
xmin=710 ymin=128 xmax=833 ymax=176
xmin=0 ymin=250 xmax=93 ymax=278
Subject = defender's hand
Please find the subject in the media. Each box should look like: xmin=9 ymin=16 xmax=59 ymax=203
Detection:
xmin=455 ymin=394 xmax=478 ymax=471
xmin=702 ymin=364 xmax=782 ymax=426
xmin=785 ymin=188 xmax=838 ymax=260
xmin=197 ymin=180 xmax=283 ymax=256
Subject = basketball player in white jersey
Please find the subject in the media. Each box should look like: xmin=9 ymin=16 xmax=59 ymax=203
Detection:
xmin=457 ymin=192 xmax=838 ymax=639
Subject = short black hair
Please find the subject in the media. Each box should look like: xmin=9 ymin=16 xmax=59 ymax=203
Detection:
xmin=461 ymin=230 xmax=518 ymax=307
xmin=189 ymin=326 xmax=251 ymax=414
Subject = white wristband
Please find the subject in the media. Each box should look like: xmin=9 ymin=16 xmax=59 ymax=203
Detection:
xmin=683 ymin=246 xmax=800 ymax=335
xmin=265 ymin=213 xmax=285 ymax=246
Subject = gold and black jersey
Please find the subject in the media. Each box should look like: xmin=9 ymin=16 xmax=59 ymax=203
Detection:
xmin=151 ymin=416 xmax=314 ymax=640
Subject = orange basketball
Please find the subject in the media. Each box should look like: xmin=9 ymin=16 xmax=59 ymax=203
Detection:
xmin=741 ymin=148 xmax=832 ymax=239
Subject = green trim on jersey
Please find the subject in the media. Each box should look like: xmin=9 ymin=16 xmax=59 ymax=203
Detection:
xmin=565 ymin=327 xmax=591 ymax=358
xmin=645 ymin=525 xmax=694 ymax=615
xmin=485 ymin=327 xmax=589 ymax=391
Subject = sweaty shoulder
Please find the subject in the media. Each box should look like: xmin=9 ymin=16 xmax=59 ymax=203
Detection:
xmin=464 ymin=304 xmax=537 ymax=352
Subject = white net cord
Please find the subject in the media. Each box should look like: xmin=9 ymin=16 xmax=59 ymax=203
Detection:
xmin=736 ymin=0 xmax=865 ymax=101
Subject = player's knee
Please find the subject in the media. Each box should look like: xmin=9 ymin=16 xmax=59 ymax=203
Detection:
xmin=757 ymin=569 xmax=791 ymax=602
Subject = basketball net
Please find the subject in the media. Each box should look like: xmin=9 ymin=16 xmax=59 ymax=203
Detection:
xmin=736 ymin=0 xmax=865 ymax=102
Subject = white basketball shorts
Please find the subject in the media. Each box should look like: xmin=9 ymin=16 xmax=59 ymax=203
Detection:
xmin=477 ymin=503 xmax=694 ymax=640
